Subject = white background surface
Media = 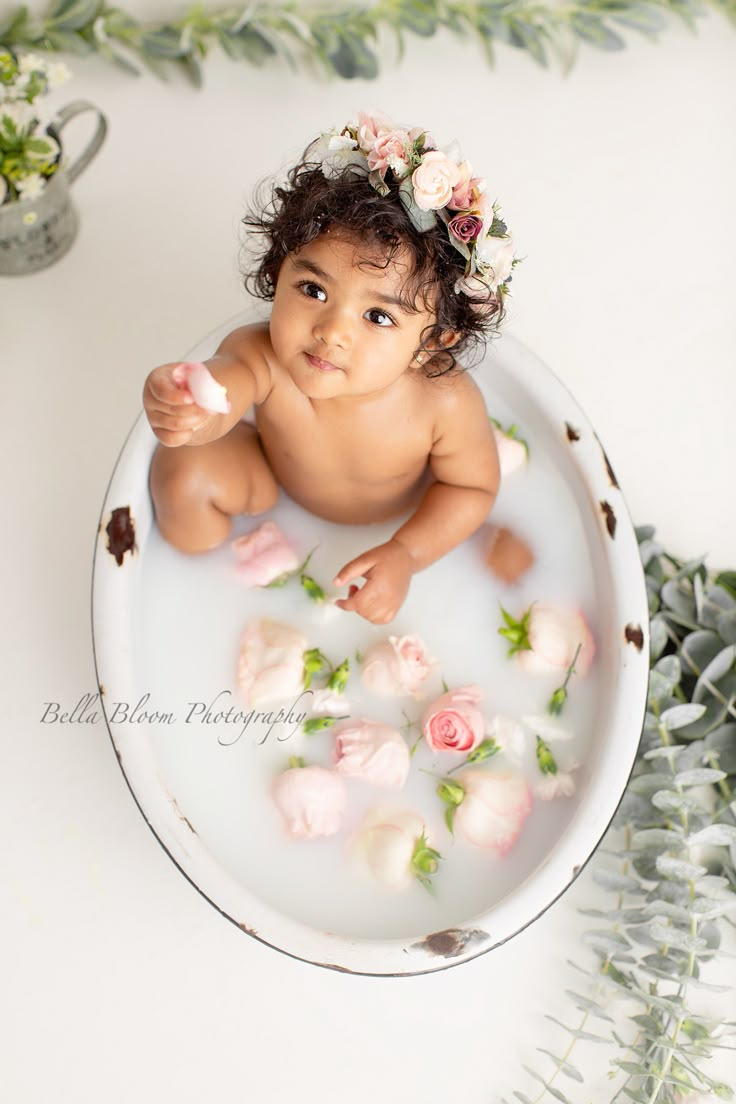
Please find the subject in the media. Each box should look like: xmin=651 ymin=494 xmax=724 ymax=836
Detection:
xmin=2 ymin=8 xmax=735 ymax=1101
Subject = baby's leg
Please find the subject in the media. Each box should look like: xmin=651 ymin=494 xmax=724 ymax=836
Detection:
xmin=149 ymin=422 xmax=279 ymax=553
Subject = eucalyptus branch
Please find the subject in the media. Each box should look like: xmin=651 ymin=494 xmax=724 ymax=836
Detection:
xmin=507 ymin=525 xmax=736 ymax=1104
xmin=0 ymin=0 xmax=734 ymax=84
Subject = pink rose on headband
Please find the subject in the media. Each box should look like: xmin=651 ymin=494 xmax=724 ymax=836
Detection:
xmin=454 ymin=274 xmax=498 ymax=313
xmin=333 ymin=720 xmax=410 ymax=788
xmin=448 ymin=214 xmax=483 ymax=245
xmin=412 ymin=151 xmax=461 ymax=211
xmin=361 ymin=634 xmax=433 ymax=699
xmin=272 ymin=763 xmax=346 ymax=839
xmin=476 ymin=234 xmax=515 ymax=289
xmin=357 ymin=109 xmax=394 ymax=152
xmin=368 ymin=129 xmax=411 ymax=180
xmin=422 ymin=685 xmax=486 ymax=754
xmin=448 ymin=161 xmax=484 ymax=212
xmin=231 ymin=522 xmax=299 ymax=586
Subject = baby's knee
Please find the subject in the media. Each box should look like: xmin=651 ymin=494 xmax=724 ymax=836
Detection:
xmin=149 ymin=446 xmax=231 ymax=553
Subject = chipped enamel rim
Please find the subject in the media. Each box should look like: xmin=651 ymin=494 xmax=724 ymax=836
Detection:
xmin=91 ymin=321 xmax=649 ymax=976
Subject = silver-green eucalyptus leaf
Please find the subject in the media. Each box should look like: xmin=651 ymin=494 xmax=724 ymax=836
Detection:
xmin=660 ymin=703 xmax=707 ymax=730
xmin=656 ymin=854 xmax=708 ymax=881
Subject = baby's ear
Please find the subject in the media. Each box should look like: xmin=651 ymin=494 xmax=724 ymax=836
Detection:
xmin=428 ymin=330 xmax=461 ymax=352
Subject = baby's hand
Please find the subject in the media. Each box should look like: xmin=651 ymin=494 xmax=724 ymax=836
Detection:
xmin=333 ymin=539 xmax=415 ymax=625
xmin=143 ymin=362 xmax=215 ymax=447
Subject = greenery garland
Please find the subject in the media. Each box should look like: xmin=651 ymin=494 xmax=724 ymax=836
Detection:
xmin=507 ymin=527 xmax=736 ymax=1104
xmin=0 ymin=0 xmax=734 ymax=83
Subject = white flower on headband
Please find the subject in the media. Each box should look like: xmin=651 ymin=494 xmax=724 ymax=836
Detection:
xmin=308 ymin=109 xmax=519 ymax=308
xmin=308 ymin=130 xmax=366 ymax=179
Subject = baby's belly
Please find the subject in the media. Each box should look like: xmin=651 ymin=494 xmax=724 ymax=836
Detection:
xmin=263 ymin=445 xmax=431 ymax=524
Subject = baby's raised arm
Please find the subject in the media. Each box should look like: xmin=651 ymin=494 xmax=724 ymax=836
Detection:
xmin=143 ymin=325 xmax=272 ymax=448
xmin=335 ymin=375 xmax=500 ymax=623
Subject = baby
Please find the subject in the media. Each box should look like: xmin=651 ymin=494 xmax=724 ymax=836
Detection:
xmin=143 ymin=111 xmax=525 ymax=624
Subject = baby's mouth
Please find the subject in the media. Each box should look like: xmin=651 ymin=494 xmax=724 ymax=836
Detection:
xmin=305 ymin=352 xmax=342 ymax=373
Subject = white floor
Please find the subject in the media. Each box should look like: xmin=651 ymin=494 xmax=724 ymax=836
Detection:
xmin=2 ymin=13 xmax=734 ymax=1102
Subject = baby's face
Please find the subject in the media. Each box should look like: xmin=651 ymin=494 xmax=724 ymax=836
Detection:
xmin=269 ymin=231 xmax=437 ymax=401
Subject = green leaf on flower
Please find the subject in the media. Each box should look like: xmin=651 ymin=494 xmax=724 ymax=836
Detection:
xmin=410 ymin=831 xmax=442 ymax=893
xmin=302 ymin=715 xmax=348 ymax=735
xmin=444 ymin=805 xmax=456 ymax=835
xmin=300 ymin=572 xmax=325 ymax=602
xmin=498 ymin=603 xmax=533 ymax=657
xmin=536 ymin=735 xmax=557 ymax=775
xmin=287 ymin=755 xmax=305 ymax=769
xmin=437 ymin=778 xmax=465 ymax=807
xmin=327 ymin=658 xmax=350 ymax=692
xmin=302 ymin=647 xmax=328 ymax=689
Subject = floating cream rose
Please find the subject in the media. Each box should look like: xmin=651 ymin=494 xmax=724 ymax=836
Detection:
xmin=355 ymin=807 xmax=441 ymax=891
xmin=437 ymin=769 xmax=532 ymax=853
xmin=360 ymin=634 xmax=433 ymax=699
xmin=499 ymin=603 xmax=595 ymax=676
xmin=333 ymin=720 xmax=410 ymax=788
xmin=237 ymin=619 xmax=310 ymax=707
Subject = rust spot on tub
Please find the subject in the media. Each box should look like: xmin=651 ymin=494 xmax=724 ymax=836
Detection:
xmin=572 ymin=864 xmax=582 ymax=878
xmin=600 ymin=500 xmax=617 ymax=538
xmin=99 ymin=684 xmax=106 ymax=697
xmin=600 ymin=445 xmax=620 ymax=488
xmin=315 ymin=961 xmax=357 ymax=974
xmin=169 ymin=795 xmax=197 ymax=835
xmin=105 ymin=506 xmax=136 ymax=566
xmin=625 ymin=623 xmax=644 ymax=651
xmin=565 ymin=422 xmax=580 ymax=442
xmin=412 ymin=928 xmax=489 ymax=959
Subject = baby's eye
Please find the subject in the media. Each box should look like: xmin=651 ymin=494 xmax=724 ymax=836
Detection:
xmin=297 ymin=281 xmax=327 ymax=302
xmin=365 ymin=308 xmax=395 ymax=327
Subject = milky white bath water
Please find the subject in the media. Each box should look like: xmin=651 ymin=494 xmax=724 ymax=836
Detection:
xmin=134 ymin=360 xmax=614 ymax=940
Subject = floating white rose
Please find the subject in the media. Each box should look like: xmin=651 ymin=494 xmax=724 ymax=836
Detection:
xmin=236 ymin=619 xmax=310 ymax=707
xmin=360 ymin=634 xmax=433 ymax=699
xmin=499 ymin=603 xmax=595 ymax=676
xmin=438 ymin=768 xmax=532 ymax=854
xmin=231 ymin=521 xmax=300 ymax=587
xmin=333 ymin=720 xmax=410 ymax=788
xmin=355 ymin=807 xmax=441 ymax=891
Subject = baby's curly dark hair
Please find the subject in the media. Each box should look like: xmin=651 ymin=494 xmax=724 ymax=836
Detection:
xmin=241 ymin=150 xmax=505 ymax=377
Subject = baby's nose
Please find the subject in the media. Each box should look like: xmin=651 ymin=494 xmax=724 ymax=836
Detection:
xmin=313 ymin=306 xmax=352 ymax=349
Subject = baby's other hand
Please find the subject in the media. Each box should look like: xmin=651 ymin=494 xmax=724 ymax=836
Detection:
xmin=485 ymin=525 xmax=535 ymax=585
xmin=333 ymin=539 xmax=415 ymax=625
xmin=143 ymin=362 xmax=214 ymax=447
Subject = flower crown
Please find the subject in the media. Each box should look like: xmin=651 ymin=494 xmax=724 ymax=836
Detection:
xmin=307 ymin=110 xmax=519 ymax=309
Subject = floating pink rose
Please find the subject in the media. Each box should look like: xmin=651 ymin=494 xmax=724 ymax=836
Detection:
xmin=516 ymin=606 xmax=595 ymax=676
xmin=333 ymin=720 xmax=410 ymax=788
xmin=451 ymin=769 xmax=532 ymax=853
xmin=412 ymin=151 xmax=460 ymax=211
xmin=492 ymin=425 xmax=528 ymax=477
xmin=367 ymin=129 xmax=411 ymax=179
xmin=237 ymin=619 xmax=309 ymax=707
xmin=272 ymin=763 xmax=346 ymax=839
xmin=361 ymin=634 xmax=433 ymax=699
xmin=231 ymin=521 xmax=299 ymax=586
xmin=448 ymin=213 xmax=483 ymax=244
xmin=172 ymin=361 xmax=231 ymax=414
xmin=422 ymin=685 xmax=486 ymax=754
xmin=355 ymin=807 xmax=440 ymax=890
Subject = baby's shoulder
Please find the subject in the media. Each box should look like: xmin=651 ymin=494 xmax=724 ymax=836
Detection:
xmin=214 ymin=322 xmax=273 ymax=401
xmin=420 ymin=368 xmax=488 ymax=422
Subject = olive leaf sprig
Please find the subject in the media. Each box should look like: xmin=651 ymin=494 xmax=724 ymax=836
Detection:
xmin=0 ymin=0 xmax=731 ymax=86
xmin=503 ymin=525 xmax=736 ymax=1104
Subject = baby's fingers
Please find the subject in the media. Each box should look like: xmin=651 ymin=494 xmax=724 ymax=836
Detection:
xmin=145 ymin=363 xmax=196 ymax=407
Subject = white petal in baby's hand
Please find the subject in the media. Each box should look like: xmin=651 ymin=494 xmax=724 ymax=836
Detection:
xmin=173 ymin=361 xmax=231 ymax=414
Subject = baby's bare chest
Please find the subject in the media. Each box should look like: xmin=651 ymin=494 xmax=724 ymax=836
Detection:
xmin=256 ymin=393 xmax=434 ymax=484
